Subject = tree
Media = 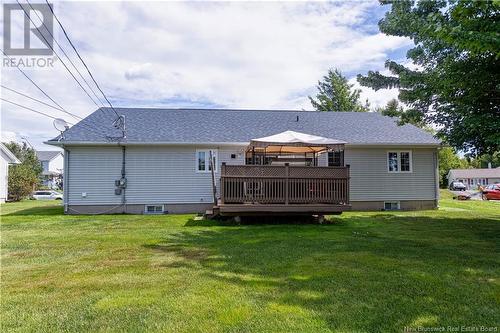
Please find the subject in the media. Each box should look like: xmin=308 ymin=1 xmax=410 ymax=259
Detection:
xmin=4 ymin=142 xmax=42 ymax=201
xmin=438 ymin=147 xmax=469 ymax=188
xmin=468 ymin=151 xmax=500 ymax=169
xmin=310 ymin=68 xmax=369 ymax=112
xmin=376 ymin=98 xmax=425 ymax=127
xmin=357 ymin=1 xmax=500 ymax=156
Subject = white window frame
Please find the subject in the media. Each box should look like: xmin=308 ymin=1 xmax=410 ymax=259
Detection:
xmin=144 ymin=204 xmax=164 ymax=214
xmin=384 ymin=201 xmax=401 ymax=211
xmin=196 ymin=149 xmax=218 ymax=173
xmin=387 ymin=150 xmax=412 ymax=173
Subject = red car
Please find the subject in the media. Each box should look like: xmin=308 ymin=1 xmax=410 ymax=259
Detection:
xmin=482 ymin=184 xmax=500 ymax=200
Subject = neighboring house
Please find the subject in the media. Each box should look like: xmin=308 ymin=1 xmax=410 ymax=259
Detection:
xmin=0 ymin=143 xmax=20 ymax=203
xmin=36 ymin=151 xmax=64 ymax=189
xmin=447 ymin=168 xmax=500 ymax=190
xmin=47 ymin=108 xmax=441 ymax=214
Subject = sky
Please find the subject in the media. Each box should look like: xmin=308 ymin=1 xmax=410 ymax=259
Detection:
xmin=0 ymin=1 xmax=413 ymax=150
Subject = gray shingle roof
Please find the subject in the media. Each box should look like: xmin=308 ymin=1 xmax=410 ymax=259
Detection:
xmin=36 ymin=150 xmax=62 ymax=161
xmin=448 ymin=168 xmax=500 ymax=179
xmin=48 ymin=108 xmax=440 ymax=145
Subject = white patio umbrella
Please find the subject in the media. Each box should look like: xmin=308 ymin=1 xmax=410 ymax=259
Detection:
xmin=249 ymin=130 xmax=346 ymax=154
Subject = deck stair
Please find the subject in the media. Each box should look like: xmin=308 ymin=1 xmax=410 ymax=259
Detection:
xmin=204 ymin=206 xmax=221 ymax=219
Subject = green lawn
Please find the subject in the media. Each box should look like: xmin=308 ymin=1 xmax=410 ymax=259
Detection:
xmin=1 ymin=192 xmax=499 ymax=332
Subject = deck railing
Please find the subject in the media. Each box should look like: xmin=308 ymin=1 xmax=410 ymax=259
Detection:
xmin=220 ymin=163 xmax=350 ymax=205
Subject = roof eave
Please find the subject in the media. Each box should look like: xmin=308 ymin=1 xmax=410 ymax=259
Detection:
xmin=45 ymin=140 xmax=441 ymax=148
xmin=0 ymin=143 xmax=21 ymax=164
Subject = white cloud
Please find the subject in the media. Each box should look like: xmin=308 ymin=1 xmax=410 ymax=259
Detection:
xmin=0 ymin=130 xmax=19 ymax=143
xmin=125 ymin=63 xmax=154 ymax=80
xmin=350 ymin=78 xmax=400 ymax=110
xmin=1 ymin=1 xmax=412 ymax=148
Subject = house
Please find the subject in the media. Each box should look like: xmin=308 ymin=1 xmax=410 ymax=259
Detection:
xmin=46 ymin=108 xmax=441 ymax=215
xmin=36 ymin=151 xmax=64 ymax=189
xmin=447 ymin=168 xmax=500 ymax=190
xmin=0 ymin=143 xmax=20 ymax=203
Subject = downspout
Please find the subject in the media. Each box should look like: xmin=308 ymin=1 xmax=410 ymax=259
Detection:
xmin=434 ymin=148 xmax=439 ymax=208
xmin=121 ymin=145 xmax=126 ymax=213
xmin=63 ymin=148 xmax=69 ymax=213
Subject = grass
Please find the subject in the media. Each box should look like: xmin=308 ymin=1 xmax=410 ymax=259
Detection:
xmin=1 ymin=192 xmax=499 ymax=332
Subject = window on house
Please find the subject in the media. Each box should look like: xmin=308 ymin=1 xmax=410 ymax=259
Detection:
xmin=387 ymin=151 xmax=412 ymax=173
xmin=384 ymin=201 xmax=400 ymax=210
xmin=400 ymin=152 xmax=411 ymax=171
xmin=388 ymin=152 xmax=398 ymax=172
xmin=144 ymin=205 xmax=164 ymax=214
xmin=196 ymin=149 xmax=218 ymax=172
xmin=328 ymin=151 xmax=343 ymax=167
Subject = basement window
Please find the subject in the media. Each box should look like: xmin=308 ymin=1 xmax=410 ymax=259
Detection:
xmin=384 ymin=201 xmax=400 ymax=211
xmin=144 ymin=205 xmax=164 ymax=214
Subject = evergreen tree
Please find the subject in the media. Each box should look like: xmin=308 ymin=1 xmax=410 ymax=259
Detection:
xmin=310 ymin=69 xmax=368 ymax=112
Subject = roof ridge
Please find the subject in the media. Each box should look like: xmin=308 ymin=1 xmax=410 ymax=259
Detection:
xmin=99 ymin=107 xmax=381 ymax=114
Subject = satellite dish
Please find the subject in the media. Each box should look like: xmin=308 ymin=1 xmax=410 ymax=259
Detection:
xmin=53 ymin=118 xmax=70 ymax=132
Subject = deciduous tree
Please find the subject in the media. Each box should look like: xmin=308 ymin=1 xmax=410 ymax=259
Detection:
xmin=4 ymin=142 xmax=42 ymax=201
xmin=438 ymin=147 xmax=469 ymax=188
xmin=357 ymin=0 xmax=500 ymax=156
xmin=376 ymin=99 xmax=425 ymax=127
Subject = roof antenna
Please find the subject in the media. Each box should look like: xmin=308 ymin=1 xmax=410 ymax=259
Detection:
xmin=53 ymin=118 xmax=70 ymax=141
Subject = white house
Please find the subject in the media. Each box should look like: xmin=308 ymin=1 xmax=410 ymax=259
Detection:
xmin=447 ymin=168 xmax=500 ymax=190
xmin=47 ymin=108 xmax=441 ymax=215
xmin=0 ymin=143 xmax=20 ymax=203
xmin=36 ymin=151 xmax=64 ymax=189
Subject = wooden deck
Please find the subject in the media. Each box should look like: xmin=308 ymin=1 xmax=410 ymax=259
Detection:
xmin=216 ymin=163 xmax=350 ymax=216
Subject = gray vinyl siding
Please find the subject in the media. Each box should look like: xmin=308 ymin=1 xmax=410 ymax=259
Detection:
xmin=345 ymin=147 xmax=437 ymax=201
xmin=66 ymin=146 xmax=244 ymax=205
xmin=66 ymin=145 xmax=437 ymax=206
xmin=67 ymin=147 xmax=123 ymax=205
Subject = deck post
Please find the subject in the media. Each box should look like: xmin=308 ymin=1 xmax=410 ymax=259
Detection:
xmin=285 ymin=163 xmax=289 ymax=205
xmin=220 ymin=163 xmax=226 ymax=205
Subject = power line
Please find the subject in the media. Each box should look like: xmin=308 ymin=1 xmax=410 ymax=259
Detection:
xmin=1 ymin=81 xmax=114 ymax=137
xmin=1 ymin=98 xmax=112 ymax=139
xmin=45 ymin=0 xmax=121 ymax=120
xmin=45 ymin=0 xmax=126 ymax=140
xmin=1 ymin=84 xmax=66 ymax=113
xmin=2 ymin=50 xmax=119 ymax=138
xmin=0 ymin=49 xmax=82 ymax=121
xmin=2 ymin=3 xmax=122 ymax=141
xmin=0 ymin=85 xmax=108 ymax=137
xmin=16 ymin=0 xmax=102 ymax=109
xmin=1 ymin=54 xmax=116 ymax=139
xmin=20 ymin=136 xmax=34 ymax=149
xmin=1 ymin=97 xmax=74 ymax=123
xmin=25 ymin=0 xmax=107 ymax=108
